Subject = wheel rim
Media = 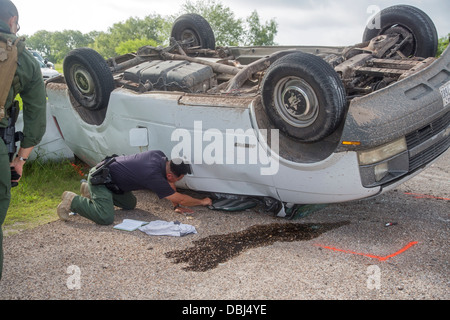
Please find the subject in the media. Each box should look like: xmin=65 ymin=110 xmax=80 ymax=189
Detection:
xmin=273 ymin=77 xmax=319 ymax=128
xmin=72 ymin=64 xmax=95 ymax=95
xmin=383 ymin=24 xmax=416 ymax=57
xmin=180 ymin=29 xmax=200 ymax=47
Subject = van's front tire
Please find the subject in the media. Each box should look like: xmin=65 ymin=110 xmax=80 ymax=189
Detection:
xmin=363 ymin=5 xmax=438 ymax=58
xmin=261 ymin=52 xmax=346 ymax=142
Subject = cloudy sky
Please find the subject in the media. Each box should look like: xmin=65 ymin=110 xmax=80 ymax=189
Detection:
xmin=13 ymin=0 xmax=450 ymax=46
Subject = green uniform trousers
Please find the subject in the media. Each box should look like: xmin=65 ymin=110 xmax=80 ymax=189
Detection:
xmin=71 ymin=168 xmax=137 ymax=225
xmin=0 ymin=139 xmax=12 ymax=280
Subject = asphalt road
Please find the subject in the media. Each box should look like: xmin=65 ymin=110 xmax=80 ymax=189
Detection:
xmin=0 ymin=152 xmax=448 ymax=303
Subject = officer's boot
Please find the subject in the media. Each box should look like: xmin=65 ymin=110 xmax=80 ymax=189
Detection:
xmin=57 ymin=191 xmax=77 ymax=221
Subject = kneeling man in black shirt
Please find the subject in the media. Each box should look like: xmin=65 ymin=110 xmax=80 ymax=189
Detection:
xmin=57 ymin=150 xmax=212 ymax=225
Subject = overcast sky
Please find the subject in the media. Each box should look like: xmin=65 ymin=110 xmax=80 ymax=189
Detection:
xmin=12 ymin=0 xmax=450 ymax=46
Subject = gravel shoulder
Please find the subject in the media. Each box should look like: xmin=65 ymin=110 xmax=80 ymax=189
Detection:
xmin=0 ymin=153 xmax=448 ymax=301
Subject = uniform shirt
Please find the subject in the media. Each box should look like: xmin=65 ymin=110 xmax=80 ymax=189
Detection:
xmin=0 ymin=20 xmax=46 ymax=149
xmin=108 ymin=150 xmax=175 ymax=199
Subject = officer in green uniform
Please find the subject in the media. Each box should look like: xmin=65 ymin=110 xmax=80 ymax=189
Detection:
xmin=0 ymin=0 xmax=47 ymax=280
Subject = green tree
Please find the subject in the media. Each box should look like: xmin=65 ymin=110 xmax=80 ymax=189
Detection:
xmin=437 ymin=33 xmax=449 ymax=57
xmin=115 ymin=38 xmax=159 ymax=55
xmin=27 ymin=30 xmax=94 ymax=63
xmin=179 ymin=0 xmax=244 ymax=46
xmin=51 ymin=30 xmax=94 ymax=62
xmin=244 ymin=10 xmax=278 ymax=46
xmin=25 ymin=30 xmax=53 ymax=58
xmin=90 ymin=14 xmax=169 ymax=57
xmin=109 ymin=15 xmax=168 ymax=43
xmin=89 ymin=31 xmax=117 ymax=58
xmin=178 ymin=0 xmax=278 ymax=46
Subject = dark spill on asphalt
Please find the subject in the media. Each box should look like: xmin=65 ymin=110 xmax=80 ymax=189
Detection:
xmin=165 ymin=221 xmax=350 ymax=272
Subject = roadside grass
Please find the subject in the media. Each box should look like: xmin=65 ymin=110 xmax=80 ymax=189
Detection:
xmin=4 ymin=159 xmax=88 ymax=236
xmin=55 ymin=63 xmax=63 ymax=74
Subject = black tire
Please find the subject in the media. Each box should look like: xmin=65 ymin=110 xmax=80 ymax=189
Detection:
xmin=63 ymin=48 xmax=115 ymax=110
xmin=171 ymin=13 xmax=216 ymax=50
xmin=363 ymin=5 xmax=438 ymax=58
xmin=261 ymin=52 xmax=346 ymax=142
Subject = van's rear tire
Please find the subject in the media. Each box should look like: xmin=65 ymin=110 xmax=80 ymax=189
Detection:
xmin=171 ymin=14 xmax=216 ymax=50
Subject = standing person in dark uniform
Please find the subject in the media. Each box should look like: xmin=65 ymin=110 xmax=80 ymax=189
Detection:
xmin=0 ymin=0 xmax=47 ymax=280
xmin=57 ymin=150 xmax=212 ymax=225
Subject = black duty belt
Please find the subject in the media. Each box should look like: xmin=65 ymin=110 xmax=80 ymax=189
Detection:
xmin=90 ymin=155 xmax=124 ymax=194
